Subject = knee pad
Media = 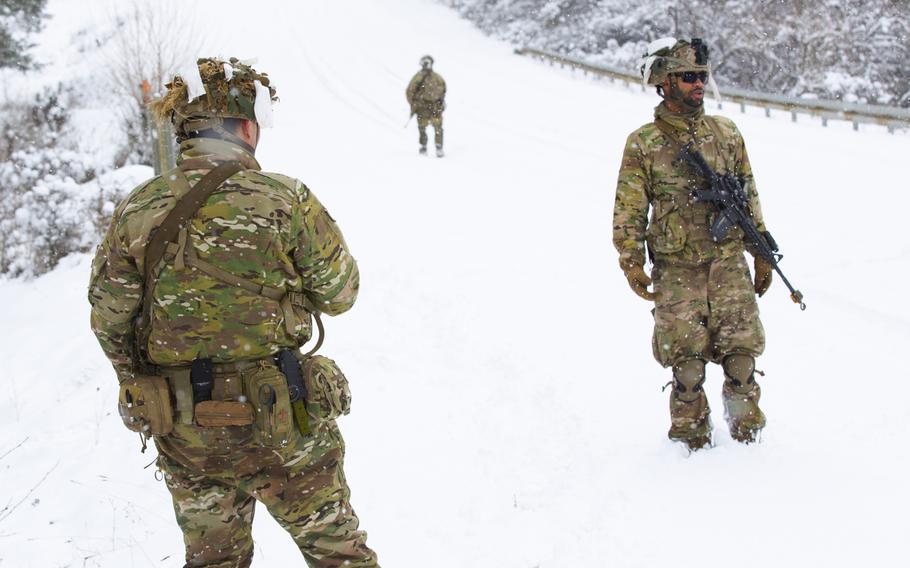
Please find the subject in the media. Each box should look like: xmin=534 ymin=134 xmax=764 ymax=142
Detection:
xmin=723 ymin=353 xmax=756 ymax=394
xmin=672 ymin=358 xmax=706 ymax=403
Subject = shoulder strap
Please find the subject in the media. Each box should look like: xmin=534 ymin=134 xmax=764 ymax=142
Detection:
xmin=135 ymin=161 xmax=243 ymax=361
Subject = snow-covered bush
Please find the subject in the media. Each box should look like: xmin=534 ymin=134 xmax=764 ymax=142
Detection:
xmin=0 ymin=84 xmax=137 ymax=278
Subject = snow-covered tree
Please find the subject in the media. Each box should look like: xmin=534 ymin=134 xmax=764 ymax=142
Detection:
xmin=0 ymin=0 xmax=47 ymax=70
xmin=443 ymin=0 xmax=910 ymax=106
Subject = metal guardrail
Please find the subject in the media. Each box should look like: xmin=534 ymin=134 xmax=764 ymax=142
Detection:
xmin=515 ymin=47 xmax=910 ymax=133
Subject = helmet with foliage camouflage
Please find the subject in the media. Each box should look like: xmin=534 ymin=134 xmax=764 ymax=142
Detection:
xmin=150 ymin=57 xmax=278 ymax=142
xmin=640 ymin=38 xmax=709 ymax=86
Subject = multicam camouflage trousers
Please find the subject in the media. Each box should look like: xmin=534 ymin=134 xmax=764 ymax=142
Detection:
xmin=155 ymin=420 xmax=379 ymax=568
xmin=651 ymin=253 xmax=765 ymax=367
xmin=417 ymin=112 xmax=443 ymax=148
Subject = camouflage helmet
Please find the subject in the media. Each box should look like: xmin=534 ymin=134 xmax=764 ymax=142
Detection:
xmin=150 ymin=57 xmax=278 ymax=142
xmin=640 ymin=38 xmax=709 ymax=86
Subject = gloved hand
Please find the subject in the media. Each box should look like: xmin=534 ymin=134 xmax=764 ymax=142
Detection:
xmin=621 ymin=261 xmax=656 ymax=301
xmin=753 ymin=256 xmax=773 ymax=297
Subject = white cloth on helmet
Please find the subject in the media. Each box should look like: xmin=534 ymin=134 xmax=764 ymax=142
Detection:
xmin=644 ymin=37 xmax=678 ymax=58
xmin=254 ymin=80 xmax=274 ymax=128
xmin=639 ymin=37 xmax=677 ymax=86
xmin=179 ymin=59 xmax=207 ymax=101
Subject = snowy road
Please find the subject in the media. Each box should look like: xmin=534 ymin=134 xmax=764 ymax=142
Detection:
xmin=2 ymin=1 xmax=909 ymax=567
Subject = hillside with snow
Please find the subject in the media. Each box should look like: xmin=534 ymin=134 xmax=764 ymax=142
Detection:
xmin=1 ymin=1 xmax=908 ymax=567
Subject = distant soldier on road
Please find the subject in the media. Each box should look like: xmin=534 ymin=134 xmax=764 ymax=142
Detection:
xmin=406 ymin=54 xmax=446 ymax=157
xmin=89 ymin=57 xmax=381 ymax=567
xmin=613 ymin=38 xmax=774 ymax=451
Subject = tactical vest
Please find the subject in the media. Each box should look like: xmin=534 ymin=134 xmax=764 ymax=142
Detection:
xmin=646 ymin=115 xmax=745 ymax=265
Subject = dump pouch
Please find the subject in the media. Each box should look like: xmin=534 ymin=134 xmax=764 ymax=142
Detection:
xmin=299 ymin=354 xmax=351 ymax=422
xmin=118 ymin=375 xmax=174 ymax=436
xmin=244 ymin=367 xmax=294 ymax=447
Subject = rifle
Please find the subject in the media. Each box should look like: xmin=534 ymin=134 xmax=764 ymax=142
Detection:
xmin=677 ymin=142 xmax=806 ymax=310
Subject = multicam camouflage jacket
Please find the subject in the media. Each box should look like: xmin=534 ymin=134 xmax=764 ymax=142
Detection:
xmin=406 ymin=70 xmax=446 ymax=116
xmin=613 ymin=103 xmax=767 ymax=267
xmin=89 ymin=138 xmax=359 ymax=381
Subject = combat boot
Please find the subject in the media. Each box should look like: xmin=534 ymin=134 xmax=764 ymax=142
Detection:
xmin=435 ymin=144 xmax=444 ymax=158
xmin=419 ymin=145 xmax=427 ymax=155
xmin=721 ymin=354 xmax=766 ymax=444
xmin=667 ymin=358 xmax=712 ymax=451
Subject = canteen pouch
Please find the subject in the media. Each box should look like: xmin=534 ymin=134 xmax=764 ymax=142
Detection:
xmin=118 ymin=375 xmax=174 ymax=436
xmin=245 ymin=368 xmax=294 ymax=447
xmin=300 ymin=354 xmax=351 ymax=422
xmin=194 ymin=400 xmax=255 ymax=427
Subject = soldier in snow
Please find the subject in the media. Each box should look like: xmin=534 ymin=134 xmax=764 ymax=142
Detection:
xmin=406 ymin=54 xmax=446 ymax=157
xmin=89 ymin=57 xmax=381 ymax=567
xmin=613 ymin=38 xmax=773 ymax=451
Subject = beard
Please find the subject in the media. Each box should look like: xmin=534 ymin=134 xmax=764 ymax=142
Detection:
xmin=667 ymin=81 xmax=704 ymax=112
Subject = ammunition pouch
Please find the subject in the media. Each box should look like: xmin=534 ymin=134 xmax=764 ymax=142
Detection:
xmin=299 ymin=354 xmax=351 ymax=422
xmin=244 ymin=366 xmax=295 ymax=447
xmin=118 ymin=375 xmax=174 ymax=436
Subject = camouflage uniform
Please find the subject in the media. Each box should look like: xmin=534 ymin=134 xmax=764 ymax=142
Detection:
xmin=406 ymin=64 xmax=446 ymax=152
xmin=89 ymin=58 xmax=379 ymax=567
xmin=613 ymin=99 xmax=769 ymax=447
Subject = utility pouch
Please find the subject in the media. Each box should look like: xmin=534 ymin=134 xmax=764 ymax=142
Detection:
xmin=299 ymin=354 xmax=351 ymax=422
xmin=647 ymin=201 xmax=687 ymax=254
xmin=194 ymin=400 xmax=255 ymax=427
xmin=244 ymin=369 xmax=294 ymax=447
xmin=118 ymin=375 xmax=174 ymax=436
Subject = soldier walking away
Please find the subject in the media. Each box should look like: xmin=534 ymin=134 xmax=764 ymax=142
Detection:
xmin=88 ymin=57 xmax=381 ymax=567
xmin=406 ymin=54 xmax=446 ymax=157
xmin=613 ymin=38 xmax=774 ymax=452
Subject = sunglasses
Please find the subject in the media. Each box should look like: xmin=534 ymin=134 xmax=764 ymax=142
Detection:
xmin=677 ymin=71 xmax=709 ymax=84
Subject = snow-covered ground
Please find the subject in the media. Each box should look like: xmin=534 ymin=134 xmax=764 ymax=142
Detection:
xmin=2 ymin=1 xmax=909 ymax=567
